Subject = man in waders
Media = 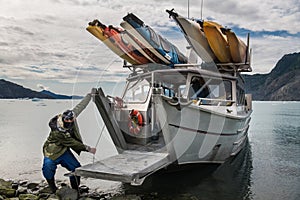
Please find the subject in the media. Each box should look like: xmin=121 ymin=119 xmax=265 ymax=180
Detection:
xmin=42 ymin=93 xmax=96 ymax=193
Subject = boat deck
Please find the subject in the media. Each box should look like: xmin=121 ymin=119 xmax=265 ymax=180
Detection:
xmin=75 ymin=150 xmax=170 ymax=185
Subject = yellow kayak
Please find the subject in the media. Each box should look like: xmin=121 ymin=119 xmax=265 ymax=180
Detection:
xmin=224 ymin=29 xmax=248 ymax=63
xmin=166 ymin=9 xmax=217 ymax=63
xmin=202 ymin=21 xmax=232 ymax=63
xmin=86 ymin=20 xmax=139 ymax=65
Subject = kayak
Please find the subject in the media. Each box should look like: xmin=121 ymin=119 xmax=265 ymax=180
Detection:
xmin=86 ymin=20 xmax=148 ymax=65
xmin=103 ymin=25 xmax=150 ymax=64
xmin=121 ymin=13 xmax=187 ymax=66
xmin=121 ymin=32 xmax=164 ymax=64
xmin=166 ymin=9 xmax=217 ymax=63
xmin=202 ymin=21 xmax=232 ymax=63
xmin=223 ymin=28 xmax=248 ymax=63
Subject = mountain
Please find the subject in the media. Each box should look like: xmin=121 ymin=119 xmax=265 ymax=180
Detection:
xmin=40 ymin=90 xmax=82 ymax=99
xmin=0 ymin=79 xmax=82 ymax=99
xmin=244 ymin=52 xmax=300 ymax=101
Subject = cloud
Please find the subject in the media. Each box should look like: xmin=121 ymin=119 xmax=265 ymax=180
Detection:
xmin=0 ymin=0 xmax=299 ymax=91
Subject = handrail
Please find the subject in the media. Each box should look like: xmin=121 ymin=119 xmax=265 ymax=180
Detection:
xmin=161 ymin=95 xmax=235 ymax=107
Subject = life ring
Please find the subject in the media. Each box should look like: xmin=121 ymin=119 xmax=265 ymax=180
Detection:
xmin=128 ymin=109 xmax=143 ymax=134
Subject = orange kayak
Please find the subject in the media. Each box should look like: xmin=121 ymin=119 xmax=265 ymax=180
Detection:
xmin=223 ymin=29 xmax=248 ymax=63
xmin=87 ymin=20 xmax=142 ymax=65
xmin=202 ymin=21 xmax=232 ymax=63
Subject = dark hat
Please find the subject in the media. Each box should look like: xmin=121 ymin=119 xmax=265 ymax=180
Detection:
xmin=62 ymin=110 xmax=75 ymax=121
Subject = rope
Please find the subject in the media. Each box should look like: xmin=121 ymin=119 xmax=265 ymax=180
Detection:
xmin=93 ymin=124 xmax=106 ymax=164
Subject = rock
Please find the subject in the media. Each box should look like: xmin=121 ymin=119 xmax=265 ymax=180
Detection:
xmin=0 ymin=187 xmax=16 ymax=198
xmin=0 ymin=179 xmax=16 ymax=198
xmin=19 ymin=181 xmax=28 ymax=187
xmin=79 ymin=185 xmax=89 ymax=194
xmin=38 ymin=193 xmax=51 ymax=200
xmin=0 ymin=179 xmax=13 ymax=188
xmin=56 ymin=187 xmax=78 ymax=200
xmin=16 ymin=187 xmax=28 ymax=195
xmin=38 ymin=186 xmax=53 ymax=194
xmin=110 ymin=194 xmax=142 ymax=200
xmin=18 ymin=194 xmax=38 ymax=200
xmin=46 ymin=194 xmax=59 ymax=200
xmin=11 ymin=182 xmax=19 ymax=190
xmin=26 ymin=183 xmax=39 ymax=190
xmin=78 ymin=197 xmax=94 ymax=200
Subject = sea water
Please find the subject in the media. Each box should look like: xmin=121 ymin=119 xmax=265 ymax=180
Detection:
xmin=0 ymin=100 xmax=299 ymax=199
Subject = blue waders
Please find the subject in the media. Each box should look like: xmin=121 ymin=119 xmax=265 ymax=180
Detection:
xmin=42 ymin=149 xmax=81 ymax=192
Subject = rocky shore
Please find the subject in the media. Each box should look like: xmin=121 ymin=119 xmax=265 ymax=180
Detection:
xmin=1 ymin=178 xmax=201 ymax=200
xmin=0 ymin=178 xmax=144 ymax=200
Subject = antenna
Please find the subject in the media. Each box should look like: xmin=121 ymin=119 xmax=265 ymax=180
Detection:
xmin=187 ymin=0 xmax=190 ymax=18
xmin=201 ymin=0 xmax=204 ymax=20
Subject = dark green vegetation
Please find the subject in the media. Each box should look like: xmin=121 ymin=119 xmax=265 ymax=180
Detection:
xmin=244 ymin=52 xmax=300 ymax=101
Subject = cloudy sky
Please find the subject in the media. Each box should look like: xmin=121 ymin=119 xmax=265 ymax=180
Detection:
xmin=0 ymin=0 xmax=299 ymax=95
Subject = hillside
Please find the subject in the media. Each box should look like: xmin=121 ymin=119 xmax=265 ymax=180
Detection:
xmin=244 ymin=52 xmax=300 ymax=101
xmin=0 ymin=79 xmax=81 ymax=99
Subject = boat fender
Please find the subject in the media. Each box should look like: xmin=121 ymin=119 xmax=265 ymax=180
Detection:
xmin=128 ymin=109 xmax=143 ymax=134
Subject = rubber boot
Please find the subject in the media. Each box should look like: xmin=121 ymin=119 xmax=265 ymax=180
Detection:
xmin=70 ymin=176 xmax=80 ymax=191
xmin=46 ymin=179 xmax=57 ymax=193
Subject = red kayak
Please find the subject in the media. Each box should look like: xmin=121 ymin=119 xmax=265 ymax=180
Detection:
xmin=104 ymin=25 xmax=150 ymax=64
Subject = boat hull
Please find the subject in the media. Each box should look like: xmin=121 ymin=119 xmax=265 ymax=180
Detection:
xmin=159 ymin=100 xmax=250 ymax=164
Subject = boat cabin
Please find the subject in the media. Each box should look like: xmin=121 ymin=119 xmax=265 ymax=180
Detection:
xmin=111 ymin=64 xmax=247 ymax=146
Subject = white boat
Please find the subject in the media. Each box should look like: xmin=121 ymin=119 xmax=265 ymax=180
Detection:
xmin=75 ymin=63 xmax=252 ymax=185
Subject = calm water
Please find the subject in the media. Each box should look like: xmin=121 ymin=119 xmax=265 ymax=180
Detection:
xmin=0 ymin=100 xmax=299 ymax=199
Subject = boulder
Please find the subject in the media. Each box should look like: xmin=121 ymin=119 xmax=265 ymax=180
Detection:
xmin=18 ymin=194 xmax=38 ymax=200
xmin=56 ymin=187 xmax=78 ymax=200
xmin=0 ymin=179 xmax=16 ymax=198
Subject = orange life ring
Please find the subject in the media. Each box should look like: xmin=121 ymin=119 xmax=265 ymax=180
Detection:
xmin=128 ymin=109 xmax=143 ymax=134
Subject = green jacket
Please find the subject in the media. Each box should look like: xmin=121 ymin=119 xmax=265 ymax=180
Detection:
xmin=43 ymin=94 xmax=91 ymax=160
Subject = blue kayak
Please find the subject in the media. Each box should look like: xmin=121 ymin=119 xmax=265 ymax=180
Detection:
xmin=121 ymin=13 xmax=187 ymax=66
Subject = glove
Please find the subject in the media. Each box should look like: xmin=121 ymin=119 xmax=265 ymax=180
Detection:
xmin=85 ymin=145 xmax=97 ymax=154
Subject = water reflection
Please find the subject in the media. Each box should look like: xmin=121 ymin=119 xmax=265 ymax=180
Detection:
xmin=121 ymin=140 xmax=253 ymax=200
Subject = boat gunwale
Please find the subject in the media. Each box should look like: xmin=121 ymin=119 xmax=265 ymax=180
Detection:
xmin=161 ymin=96 xmax=252 ymax=120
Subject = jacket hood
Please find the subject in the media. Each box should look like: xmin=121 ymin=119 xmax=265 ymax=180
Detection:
xmin=49 ymin=115 xmax=59 ymax=131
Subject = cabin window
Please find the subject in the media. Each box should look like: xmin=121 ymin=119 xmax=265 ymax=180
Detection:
xmin=207 ymin=80 xmax=232 ymax=100
xmin=237 ymin=77 xmax=245 ymax=106
xmin=189 ymin=76 xmax=210 ymax=99
xmin=189 ymin=76 xmax=232 ymax=105
xmin=163 ymin=86 xmax=175 ymax=97
xmin=237 ymin=85 xmax=245 ymax=105
xmin=123 ymin=79 xmax=150 ymax=103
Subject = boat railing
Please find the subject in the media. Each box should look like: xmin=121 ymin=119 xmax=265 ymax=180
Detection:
xmin=161 ymin=95 xmax=235 ymax=107
xmin=196 ymin=97 xmax=235 ymax=106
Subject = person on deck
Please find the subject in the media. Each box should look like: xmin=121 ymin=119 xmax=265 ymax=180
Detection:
xmin=42 ymin=93 xmax=96 ymax=193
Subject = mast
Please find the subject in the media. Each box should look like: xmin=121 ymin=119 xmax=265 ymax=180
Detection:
xmin=201 ymin=0 xmax=204 ymax=20
xmin=187 ymin=0 xmax=190 ymax=18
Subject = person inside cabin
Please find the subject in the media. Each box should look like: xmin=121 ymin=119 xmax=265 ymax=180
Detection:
xmin=42 ymin=92 xmax=96 ymax=193
xmin=189 ymin=77 xmax=210 ymax=100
